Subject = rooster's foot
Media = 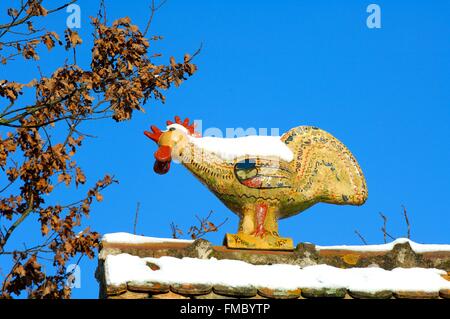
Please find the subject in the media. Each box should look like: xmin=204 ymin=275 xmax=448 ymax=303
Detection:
xmin=251 ymin=226 xmax=269 ymax=238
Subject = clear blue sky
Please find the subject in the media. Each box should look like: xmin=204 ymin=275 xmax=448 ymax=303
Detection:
xmin=1 ymin=0 xmax=449 ymax=298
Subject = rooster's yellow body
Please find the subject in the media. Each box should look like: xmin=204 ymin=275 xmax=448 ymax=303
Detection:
xmin=146 ymin=117 xmax=368 ymax=250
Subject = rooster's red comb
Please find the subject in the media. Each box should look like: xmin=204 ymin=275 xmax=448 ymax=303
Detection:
xmin=166 ymin=116 xmax=196 ymax=135
xmin=144 ymin=116 xmax=199 ymax=143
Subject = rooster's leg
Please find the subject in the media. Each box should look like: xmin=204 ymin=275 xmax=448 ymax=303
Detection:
xmin=239 ymin=206 xmax=255 ymax=235
xmin=251 ymin=203 xmax=268 ymax=238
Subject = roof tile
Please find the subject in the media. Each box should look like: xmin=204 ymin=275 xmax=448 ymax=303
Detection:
xmin=109 ymin=291 xmax=150 ymax=299
xmin=393 ymin=291 xmax=440 ymax=299
xmin=170 ymin=283 xmax=212 ymax=296
xmin=127 ymin=281 xmax=170 ymax=293
xmin=348 ymin=290 xmax=393 ymax=299
xmin=151 ymin=291 xmax=189 ymax=299
xmin=213 ymin=285 xmax=257 ymax=298
xmin=106 ymin=283 xmax=127 ymax=296
xmin=439 ymin=289 xmax=450 ymax=299
xmin=301 ymin=287 xmax=347 ymax=298
xmin=194 ymin=292 xmax=236 ymax=299
xmin=258 ymin=288 xmax=301 ymax=299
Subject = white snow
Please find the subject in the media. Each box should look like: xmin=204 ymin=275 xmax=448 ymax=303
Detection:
xmin=164 ymin=123 xmax=294 ymax=162
xmin=102 ymin=234 xmax=450 ymax=254
xmin=105 ymin=254 xmax=450 ymax=293
xmin=102 ymin=232 xmax=194 ymax=245
xmin=166 ymin=123 xmax=189 ymax=134
xmin=188 ymin=135 xmax=294 ymax=162
xmin=316 ymin=238 xmax=450 ymax=253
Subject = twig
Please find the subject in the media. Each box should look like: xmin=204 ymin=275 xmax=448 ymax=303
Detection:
xmin=143 ymin=0 xmax=168 ymax=36
xmin=170 ymin=222 xmax=182 ymax=239
xmin=0 ymin=0 xmax=78 ymax=38
xmin=97 ymin=0 xmax=107 ymax=24
xmin=0 ymin=181 xmax=15 ymax=194
xmin=1 ymin=255 xmax=22 ymax=295
xmin=0 ymin=194 xmax=34 ymax=250
xmin=188 ymin=210 xmax=228 ymax=239
xmin=354 ymin=230 xmax=368 ymax=245
xmin=133 ymin=202 xmax=140 ymax=235
xmin=170 ymin=211 xmax=228 ymax=240
xmin=379 ymin=212 xmax=395 ymax=242
xmin=379 ymin=212 xmax=387 ymax=244
xmin=59 ymin=177 xmax=117 ymax=209
xmin=402 ymin=205 xmax=411 ymax=239
xmin=186 ymin=42 xmax=203 ymax=63
xmin=72 ymin=46 xmax=77 ymax=65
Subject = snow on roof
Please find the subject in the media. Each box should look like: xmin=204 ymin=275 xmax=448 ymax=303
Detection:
xmin=188 ymin=135 xmax=294 ymax=162
xmin=315 ymin=238 xmax=450 ymax=253
xmin=102 ymin=234 xmax=450 ymax=254
xmin=105 ymin=254 xmax=450 ymax=293
xmin=102 ymin=232 xmax=194 ymax=245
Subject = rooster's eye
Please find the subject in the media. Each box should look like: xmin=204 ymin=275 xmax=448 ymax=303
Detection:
xmin=169 ymin=127 xmax=176 ymax=131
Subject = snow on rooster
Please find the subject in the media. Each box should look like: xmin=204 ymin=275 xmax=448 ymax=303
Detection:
xmin=144 ymin=116 xmax=367 ymax=249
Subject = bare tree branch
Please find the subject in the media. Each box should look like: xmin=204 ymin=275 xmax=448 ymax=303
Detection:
xmin=170 ymin=211 xmax=228 ymax=240
xmin=0 ymin=194 xmax=34 ymax=251
xmin=402 ymin=205 xmax=411 ymax=239
xmin=354 ymin=230 xmax=368 ymax=245
xmin=379 ymin=212 xmax=395 ymax=242
xmin=0 ymin=0 xmax=78 ymax=37
xmin=133 ymin=202 xmax=140 ymax=235
xmin=143 ymin=0 xmax=168 ymax=36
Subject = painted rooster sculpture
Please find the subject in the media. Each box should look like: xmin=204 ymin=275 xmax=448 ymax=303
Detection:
xmin=145 ymin=116 xmax=368 ymax=250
